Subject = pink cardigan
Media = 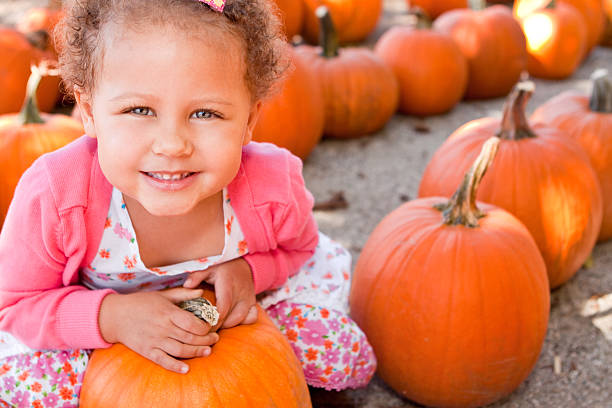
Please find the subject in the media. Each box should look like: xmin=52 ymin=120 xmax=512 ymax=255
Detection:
xmin=0 ymin=136 xmax=318 ymax=351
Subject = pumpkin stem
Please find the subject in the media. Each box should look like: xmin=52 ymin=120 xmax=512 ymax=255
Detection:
xmin=589 ymin=69 xmax=612 ymax=113
xmin=468 ymin=0 xmax=487 ymax=10
xmin=316 ymin=6 xmax=339 ymax=58
xmin=434 ymin=137 xmax=500 ymax=228
xmin=409 ymin=7 xmax=433 ymax=29
xmin=497 ymin=81 xmax=537 ymax=140
xmin=547 ymin=0 xmax=556 ymax=9
xmin=18 ymin=65 xmax=46 ymax=125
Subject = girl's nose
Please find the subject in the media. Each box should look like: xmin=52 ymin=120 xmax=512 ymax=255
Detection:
xmin=151 ymin=124 xmax=194 ymax=157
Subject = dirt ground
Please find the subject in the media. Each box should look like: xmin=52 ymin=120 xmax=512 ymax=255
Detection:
xmin=2 ymin=0 xmax=612 ymax=407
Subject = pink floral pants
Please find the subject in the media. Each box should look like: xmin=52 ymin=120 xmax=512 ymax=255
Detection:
xmin=0 ymin=302 xmax=376 ymax=406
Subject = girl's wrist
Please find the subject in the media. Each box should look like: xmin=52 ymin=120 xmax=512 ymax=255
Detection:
xmin=98 ymin=293 xmax=121 ymax=344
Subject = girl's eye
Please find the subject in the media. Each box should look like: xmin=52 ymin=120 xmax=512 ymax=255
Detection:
xmin=129 ymin=107 xmax=153 ymax=116
xmin=192 ymin=110 xmax=218 ymax=120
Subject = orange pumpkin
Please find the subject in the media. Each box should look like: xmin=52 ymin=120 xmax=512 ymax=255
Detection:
xmin=351 ymin=137 xmax=550 ymax=407
xmin=0 ymin=67 xmax=83 ymax=226
xmin=374 ymin=11 xmax=467 ymax=115
xmin=532 ymin=70 xmax=612 ymax=242
xmin=253 ymin=48 xmax=324 ymax=159
xmin=296 ymin=7 xmax=398 ymax=138
xmin=80 ymin=290 xmax=312 ymax=408
xmin=419 ymin=82 xmax=603 ymax=288
xmin=514 ymin=0 xmax=603 ymax=56
xmin=271 ymin=0 xmax=304 ymax=39
xmin=302 ymin=0 xmax=383 ymax=44
xmin=514 ymin=0 xmax=588 ymax=78
xmin=405 ymin=0 xmax=467 ymax=19
xmin=0 ymin=27 xmax=61 ymax=114
xmin=433 ymin=4 xmax=527 ymax=99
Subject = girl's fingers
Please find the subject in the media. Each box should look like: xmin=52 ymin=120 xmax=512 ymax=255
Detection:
xmin=160 ymin=338 xmax=212 ymax=361
xmin=183 ymin=270 xmax=211 ymax=288
xmin=214 ymin=279 xmax=233 ymax=325
xmin=243 ymin=305 xmax=258 ymax=325
xmin=170 ymin=308 xmax=211 ymax=336
xmin=159 ymin=287 xmax=204 ymax=303
xmin=169 ymin=326 xmax=219 ymax=347
xmin=221 ymin=300 xmax=252 ymax=329
xmin=146 ymin=347 xmax=206 ymax=375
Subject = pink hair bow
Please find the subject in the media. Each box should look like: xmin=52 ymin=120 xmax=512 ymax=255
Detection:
xmin=198 ymin=0 xmax=225 ymax=12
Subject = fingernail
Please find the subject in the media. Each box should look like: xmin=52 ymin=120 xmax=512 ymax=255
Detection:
xmin=202 ymin=347 xmax=211 ymax=357
xmin=181 ymin=365 xmax=189 ymax=373
xmin=184 ymin=279 xmax=193 ymax=287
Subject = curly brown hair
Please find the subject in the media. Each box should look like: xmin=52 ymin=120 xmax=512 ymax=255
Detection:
xmin=55 ymin=0 xmax=289 ymax=101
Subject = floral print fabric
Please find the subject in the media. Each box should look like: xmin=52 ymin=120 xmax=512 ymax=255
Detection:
xmin=267 ymin=301 xmax=376 ymax=391
xmin=0 ymin=350 xmax=90 ymax=408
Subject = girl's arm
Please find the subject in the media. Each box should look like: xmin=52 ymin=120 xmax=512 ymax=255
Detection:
xmin=0 ymin=160 xmax=115 ymax=350
xmin=243 ymin=151 xmax=319 ymax=294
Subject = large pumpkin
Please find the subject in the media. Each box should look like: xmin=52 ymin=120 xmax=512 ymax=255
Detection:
xmin=405 ymin=0 xmax=467 ymax=19
xmin=419 ymin=82 xmax=603 ymax=288
xmin=351 ymin=137 xmax=550 ymax=408
xmin=433 ymin=4 xmax=527 ymax=99
xmin=296 ymin=7 xmax=398 ymax=138
xmin=271 ymin=0 xmax=304 ymax=39
xmin=532 ymin=70 xmax=612 ymax=242
xmin=514 ymin=0 xmax=587 ymax=78
xmin=301 ymin=0 xmax=383 ymax=44
xmin=253 ymin=47 xmax=324 ymax=159
xmin=0 ymin=27 xmax=61 ymax=114
xmin=0 ymin=67 xmax=83 ymax=226
xmin=80 ymin=290 xmax=312 ymax=408
xmin=374 ymin=11 xmax=468 ymax=115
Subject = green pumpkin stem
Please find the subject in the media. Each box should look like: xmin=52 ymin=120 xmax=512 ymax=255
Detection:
xmin=589 ymin=69 xmax=612 ymax=113
xmin=434 ymin=137 xmax=501 ymax=228
xmin=316 ymin=6 xmax=339 ymax=58
xmin=18 ymin=66 xmax=46 ymax=125
xmin=497 ymin=81 xmax=537 ymax=140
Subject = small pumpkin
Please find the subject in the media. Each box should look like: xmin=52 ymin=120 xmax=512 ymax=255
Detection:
xmin=296 ymin=7 xmax=398 ymax=139
xmin=514 ymin=0 xmax=604 ymax=57
xmin=301 ymin=0 xmax=383 ymax=44
xmin=433 ymin=3 xmax=527 ymax=99
xmin=271 ymin=0 xmax=304 ymax=39
xmin=0 ymin=67 xmax=83 ymax=226
xmin=80 ymin=289 xmax=312 ymax=408
xmin=419 ymin=82 xmax=603 ymax=288
xmin=514 ymin=0 xmax=587 ymax=78
xmin=532 ymin=70 xmax=612 ymax=242
xmin=405 ymin=0 xmax=467 ymax=19
xmin=374 ymin=10 xmax=468 ymax=115
xmin=0 ymin=27 xmax=61 ymax=114
xmin=252 ymin=47 xmax=324 ymax=160
xmin=351 ymin=137 xmax=550 ymax=407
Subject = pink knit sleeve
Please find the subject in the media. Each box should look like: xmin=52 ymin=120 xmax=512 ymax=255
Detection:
xmin=0 ymin=160 xmax=114 ymax=350
xmin=243 ymin=154 xmax=318 ymax=294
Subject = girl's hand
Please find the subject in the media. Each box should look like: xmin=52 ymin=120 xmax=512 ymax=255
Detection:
xmin=98 ymin=287 xmax=220 ymax=374
xmin=183 ymin=258 xmax=258 ymax=329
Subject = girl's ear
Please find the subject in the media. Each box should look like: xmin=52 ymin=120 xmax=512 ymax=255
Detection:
xmin=74 ymin=88 xmax=97 ymax=138
xmin=243 ymin=100 xmax=262 ymax=146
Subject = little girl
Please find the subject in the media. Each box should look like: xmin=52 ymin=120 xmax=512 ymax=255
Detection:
xmin=0 ymin=0 xmax=376 ymax=405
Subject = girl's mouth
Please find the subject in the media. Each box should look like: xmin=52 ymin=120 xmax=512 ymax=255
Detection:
xmin=144 ymin=171 xmax=196 ymax=181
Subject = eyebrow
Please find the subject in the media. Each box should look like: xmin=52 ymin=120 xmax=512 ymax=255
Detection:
xmin=109 ymin=93 xmax=234 ymax=106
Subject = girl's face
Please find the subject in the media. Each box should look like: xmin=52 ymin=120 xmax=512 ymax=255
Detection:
xmin=76 ymin=23 xmax=260 ymax=217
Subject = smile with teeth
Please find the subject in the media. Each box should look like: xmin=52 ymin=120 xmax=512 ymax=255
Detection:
xmin=145 ymin=172 xmax=195 ymax=181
